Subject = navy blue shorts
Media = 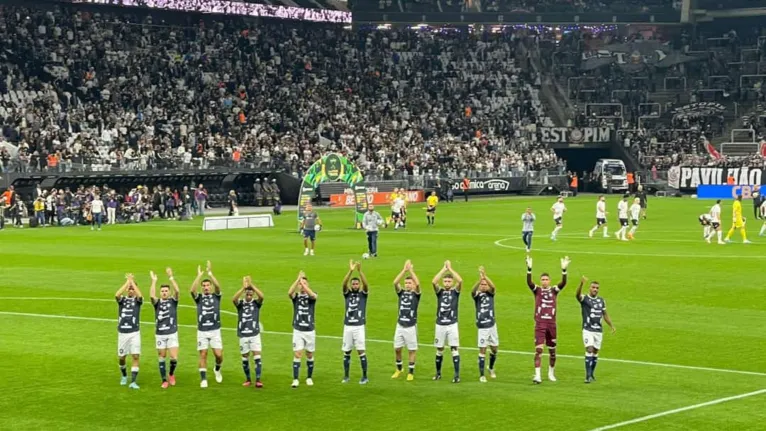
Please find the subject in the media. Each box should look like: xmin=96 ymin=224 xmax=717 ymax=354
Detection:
xmin=303 ymin=229 xmax=316 ymax=241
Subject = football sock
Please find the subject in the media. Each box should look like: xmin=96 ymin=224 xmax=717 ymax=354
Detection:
xmin=435 ymin=352 xmax=443 ymax=375
xmin=703 ymin=226 xmax=710 ymax=237
xmin=741 ymin=229 xmax=748 ymax=241
xmin=629 ymin=227 xmax=637 ymax=235
xmin=760 ymin=224 xmax=766 ymax=235
xmin=585 ymin=352 xmax=593 ymax=377
xmin=534 ymin=347 xmax=542 ymax=368
xmin=396 ymin=360 xmax=403 ymax=371
xmin=242 ymin=358 xmax=251 ymax=381
xmin=254 ymin=356 xmax=262 ymax=380
xmin=717 ymin=231 xmax=723 ymax=242
xmin=549 ymin=349 xmax=557 ymax=368
xmin=552 ymin=226 xmax=561 ymax=236
xmin=343 ymin=353 xmax=351 ymax=378
xmin=360 ymin=354 xmax=368 ymax=378
xmin=120 ymin=365 xmax=127 ymax=377
xmin=603 ymin=226 xmax=608 ymax=236
xmin=478 ymin=354 xmax=486 ymax=377
xmin=307 ymin=359 xmax=315 ymax=378
xmin=214 ymin=362 xmax=222 ymax=372
xmin=592 ymin=355 xmax=599 ymax=375
xmin=292 ymin=359 xmax=300 ymax=379
xmin=452 ymin=350 xmax=460 ymax=377
xmin=169 ymin=359 xmax=177 ymax=376
xmin=131 ymin=367 xmax=139 ymax=383
xmin=489 ymin=352 xmax=497 ymax=370
xmin=159 ymin=359 xmax=167 ymax=381
xmin=725 ymin=226 xmax=735 ymax=240
xmin=408 ymin=362 xmax=415 ymax=374
xmin=199 ymin=368 xmax=207 ymax=381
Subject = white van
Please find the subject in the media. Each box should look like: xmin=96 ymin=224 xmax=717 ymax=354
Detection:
xmin=593 ymin=159 xmax=628 ymax=193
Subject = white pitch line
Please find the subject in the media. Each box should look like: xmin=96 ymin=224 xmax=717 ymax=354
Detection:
xmin=1 ymin=298 xmax=766 ymax=378
xmin=589 ymin=388 xmax=766 ymax=431
xmin=494 ymin=238 xmax=766 ymax=259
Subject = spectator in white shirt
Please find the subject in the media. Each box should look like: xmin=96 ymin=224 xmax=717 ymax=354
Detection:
xmin=91 ymin=193 xmax=104 ymax=231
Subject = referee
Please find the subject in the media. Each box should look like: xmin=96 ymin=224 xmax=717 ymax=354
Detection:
xmin=521 ymin=207 xmax=536 ymax=253
xmin=363 ymin=205 xmax=384 ymax=257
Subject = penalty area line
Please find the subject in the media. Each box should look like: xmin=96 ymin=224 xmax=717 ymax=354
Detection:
xmin=1 ymin=300 xmax=766 ymax=378
xmin=588 ymin=388 xmax=766 ymax=431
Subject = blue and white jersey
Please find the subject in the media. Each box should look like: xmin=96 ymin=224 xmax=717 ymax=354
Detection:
xmin=117 ymin=296 xmax=143 ymax=334
xmin=194 ymin=293 xmax=222 ymax=331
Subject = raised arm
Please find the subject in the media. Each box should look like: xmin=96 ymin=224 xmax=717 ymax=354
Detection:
xmin=115 ymin=277 xmax=130 ymax=300
xmin=149 ymin=270 xmax=158 ymax=303
xmin=410 ymin=265 xmax=421 ymax=294
xmin=251 ymin=279 xmax=264 ymax=304
xmin=232 ymin=276 xmax=247 ymax=307
xmin=166 ymin=267 xmax=180 ymax=300
xmin=558 ymin=256 xmax=570 ymax=290
xmin=302 ymin=282 xmax=318 ymax=300
xmin=432 ymin=263 xmax=448 ymax=293
xmin=575 ymin=275 xmax=586 ymax=302
xmin=446 ymin=260 xmax=463 ymax=291
xmin=393 ymin=260 xmax=410 ymax=293
xmin=525 ymin=256 xmax=536 ymax=291
xmin=288 ymin=271 xmax=305 ymax=298
xmin=206 ymin=261 xmax=221 ymax=295
xmin=482 ymin=267 xmax=496 ymax=294
xmin=357 ymin=262 xmax=369 ymax=293
xmin=131 ymin=277 xmax=143 ymax=299
xmin=342 ymin=259 xmax=355 ymax=293
xmin=190 ymin=265 xmax=204 ymax=299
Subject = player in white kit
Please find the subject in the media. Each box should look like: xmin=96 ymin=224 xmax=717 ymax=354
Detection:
xmin=588 ymin=196 xmax=609 ymax=238
xmin=615 ymin=196 xmax=629 ymax=241
xmin=627 ymin=198 xmax=641 ymax=240
xmin=391 ymin=195 xmax=405 ymax=229
xmin=705 ymin=200 xmax=725 ymax=244
xmin=550 ymin=197 xmax=567 ymax=241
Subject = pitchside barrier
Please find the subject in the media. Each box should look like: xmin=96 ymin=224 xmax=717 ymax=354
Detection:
xmin=203 ymin=214 xmax=274 ymax=231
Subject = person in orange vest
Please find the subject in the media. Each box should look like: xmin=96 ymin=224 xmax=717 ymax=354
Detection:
xmin=569 ymin=173 xmax=578 ymax=197
xmin=461 ymin=177 xmax=470 ymax=202
xmin=726 ymin=175 xmax=735 ymax=185
xmin=626 ymin=172 xmax=635 ymax=193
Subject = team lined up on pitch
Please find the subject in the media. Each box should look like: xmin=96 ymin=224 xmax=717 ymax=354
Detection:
xmin=115 ymin=258 xmax=615 ymax=390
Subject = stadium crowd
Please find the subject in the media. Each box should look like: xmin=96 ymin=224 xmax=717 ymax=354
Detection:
xmin=0 ymin=4 xmax=565 ymax=180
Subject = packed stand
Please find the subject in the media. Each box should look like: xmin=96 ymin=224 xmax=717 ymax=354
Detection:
xmin=0 ymin=4 xmax=564 ymax=179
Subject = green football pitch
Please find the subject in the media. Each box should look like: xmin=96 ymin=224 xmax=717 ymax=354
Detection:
xmin=1 ymin=195 xmax=765 ymax=431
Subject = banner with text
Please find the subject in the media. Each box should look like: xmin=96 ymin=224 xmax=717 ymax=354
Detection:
xmin=539 ymin=127 xmax=613 ymax=145
xmin=669 ymin=166 xmax=764 ymax=191
xmin=450 ymin=177 xmax=526 ymax=195
xmin=696 ymin=185 xmax=763 ymax=199
xmin=330 ymin=190 xmax=425 ymax=207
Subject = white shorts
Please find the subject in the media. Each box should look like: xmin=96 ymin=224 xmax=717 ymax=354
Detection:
xmin=394 ymin=324 xmax=418 ymax=350
xmin=583 ymin=330 xmax=604 ymax=350
xmin=478 ymin=324 xmax=500 ymax=348
xmin=292 ymin=330 xmax=316 ymax=352
xmin=197 ymin=329 xmax=223 ymax=351
xmin=155 ymin=332 xmax=179 ymax=350
xmin=239 ymin=334 xmax=263 ymax=354
xmin=118 ymin=331 xmax=141 ymax=356
xmin=434 ymin=323 xmax=460 ymax=348
xmin=342 ymin=325 xmax=366 ymax=352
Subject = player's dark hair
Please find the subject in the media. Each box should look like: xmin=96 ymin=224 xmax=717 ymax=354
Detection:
xmin=540 ymin=272 xmax=550 ymax=278
xmin=245 ymin=286 xmax=255 ymax=292
xmin=591 ymin=281 xmax=600 ymax=286
xmin=443 ymin=273 xmax=453 ymax=279
xmin=160 ymin=284 xmax=170 ymax=289
xmin=716 ymin=199 xmax=721 ymax=204
xmin=350 ymin=277 xmax=360 ymax=283
xmin=404 ymin=276 xmax=413 ymax=281
xmin=201 ymin=278 xmax=212 ymax=284
xmin=301 ymin=276 xmax=309 ymax=281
